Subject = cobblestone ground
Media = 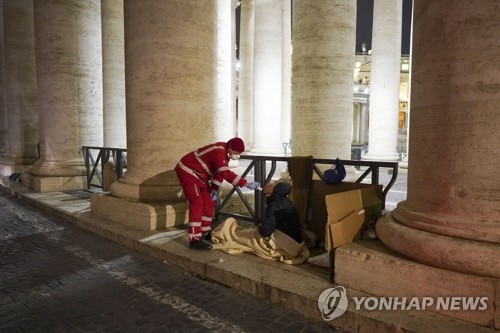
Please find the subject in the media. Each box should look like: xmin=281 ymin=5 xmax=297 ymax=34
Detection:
xmin=0 ymin=190 xmax=339 ymax=333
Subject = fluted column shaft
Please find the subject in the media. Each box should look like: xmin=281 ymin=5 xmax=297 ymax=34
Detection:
xmin=252 ymin=0 xmax=284 ymax=154
xmin=280 ymin=0 xmax=291 ymax=146
xmin=377 ymin=0 xmax=500 ymax=278
xmin=110 ymin=0 xmax=216 ymax=201
xmin=364 ymin=0 xmax=402 ymax=161
xmin=215 ymin=0 xmax=235 ymax=141
xmin=102 ymin=0 xmax=126 ymax=149
xmin=1 ymin=0 xmax=38 ymax=173
xmin=28 ymin=0 xmax=103 ymax=180
xmin=291 ymin=0 xmax=356 ymax=159
xmin=0 ymin=2 xmax=8 ymax=156
xmin=237 ymin=0 xmax=255 ymax=148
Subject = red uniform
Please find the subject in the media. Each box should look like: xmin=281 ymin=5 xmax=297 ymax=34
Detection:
xmin=175 ymin=142 xmax=247 ymax=243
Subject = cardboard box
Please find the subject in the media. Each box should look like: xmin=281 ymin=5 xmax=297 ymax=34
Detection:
xmin=324 ymin=189 xmax=366 ymax=251
xmin=308 ymin=180 xmax=383 ymax=241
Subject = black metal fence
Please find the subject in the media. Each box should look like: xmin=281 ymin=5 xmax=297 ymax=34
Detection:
xmin=81 ymin=147 xmax=398 ymax=225
xmin=82 ymin=146 xmax=127 ymax=190
xmin=215 ymin=155 xmax=398 ymax=224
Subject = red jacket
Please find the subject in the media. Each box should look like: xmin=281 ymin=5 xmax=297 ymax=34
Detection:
xmin=177 ymin=142 xmax=247 ymax=191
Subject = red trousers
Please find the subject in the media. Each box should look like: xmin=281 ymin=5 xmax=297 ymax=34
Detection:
xmin=175 ymin=166 xmax=215 ymax=243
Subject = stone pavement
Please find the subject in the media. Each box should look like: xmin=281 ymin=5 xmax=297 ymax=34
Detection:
xmin=0 ymin=173 xmax=495 ymax=333
xmin=0 ymin=189 xmax=335 ymax=332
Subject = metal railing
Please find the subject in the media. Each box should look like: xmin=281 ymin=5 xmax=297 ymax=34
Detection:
xmin=215 ymin=155 xmax=399 ymax=224
xmin=81 ymin=147 xmax=398 ymax=225
xmin=82 ymin=146 xmax=127 ymax=190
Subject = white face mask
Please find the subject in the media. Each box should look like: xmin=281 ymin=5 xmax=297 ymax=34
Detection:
xmin=230 ymin=154 xmax=240 ymax=160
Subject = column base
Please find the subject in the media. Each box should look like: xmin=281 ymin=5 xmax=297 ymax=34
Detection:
xmin=0 ymin=163 xmax=28 ymax=177
xmin=334 ymin=240 xmax=499 ymax=329
xmin=21 ymin=172 xmax=86 ymax=192
xmin=90 ymin=193 xmax=188 ymax=230
xmin=376 ymin=212 xmax=500 ymax=279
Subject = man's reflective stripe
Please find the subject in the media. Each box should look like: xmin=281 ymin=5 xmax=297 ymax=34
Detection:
xmin=211 ymin=179 xmax=222 ymax=187
xmin=232 ymin=175 xmax=242 ymax=185
xmin=189 ymin=221 xmax=202 ymax=227
xmin=193 ymin=144 xmax=225 ymax=176
xmin=195 ymin=154 xmax=212 ymax=176
xmin=178 ymin=161 xmax=202 ymax=182
xmin=196 ymin=144 xmax=225 ymax=156
xmin=202 ymin=216 xmax=212 ymax=222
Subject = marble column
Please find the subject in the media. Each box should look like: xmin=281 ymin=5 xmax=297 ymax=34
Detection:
xmin=0 ymin=0 xmax=38 ymax=176
xmin=377 ymin=0 xmax=500 ymax=279
xmin=91 ymin=0 xmax=216 ymax=230
xmin=280 ymin=0 xmax=291 ymax=147
xmin=360 ymin=102 xmax=369 ymax=144
xmin=237 ymin=0 xmax=255 ymax=148
xmin=102 ymin=0 xmax=126 ymax=149
xmin=24 ymin=0 xmax=103 ymax=192
xmin=215 ymin=0 xmax=234 ymax=141
xmin=0 ymin=1 xmax=8 ymax=157
xmin=291 ymin=0 xmax=356 ymax=159
xmin=252 ymin=0 xmax=283 ymax=155
xmin=363 ymin=0 xmax=402 ymax=161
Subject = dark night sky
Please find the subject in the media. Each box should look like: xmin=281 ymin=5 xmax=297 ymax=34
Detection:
xmin=356 ymin=0 xmax=413 ymax=55
xmin=235 ymin=0 xmax=413 ymax=58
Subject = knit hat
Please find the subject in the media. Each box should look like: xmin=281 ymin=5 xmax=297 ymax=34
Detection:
xmin=227 ymin=137 xmax=245 ymax=153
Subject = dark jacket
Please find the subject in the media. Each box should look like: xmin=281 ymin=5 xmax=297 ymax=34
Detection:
xmin=258 ymin=182 xmax=303 ymax=244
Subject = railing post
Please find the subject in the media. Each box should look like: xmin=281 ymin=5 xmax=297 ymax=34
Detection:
xmin=116 ymin=149 xmax=124 ymax=179
xmin=253 ymin=157 xmax=266 ymax=223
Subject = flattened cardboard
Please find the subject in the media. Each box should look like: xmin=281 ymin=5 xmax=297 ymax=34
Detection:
xmin=308 ymin=181 xmax=382 ymax=240
xmin=327 ymin=209 xmax=365 ymax=250
xmin=324 ymin=189 xmax=365 ymax=251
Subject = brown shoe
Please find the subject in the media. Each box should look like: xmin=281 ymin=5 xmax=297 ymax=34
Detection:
xmin=189 ymin=239 xmax=213 ymax=250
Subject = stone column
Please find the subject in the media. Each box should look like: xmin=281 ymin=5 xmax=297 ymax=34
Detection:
xmin=0 ymin=1 xmax=8 ymax=157
xmin=363 ymin=0 xmax=402 ymax=161
xmin=280 ymin=0 xmax=291 ymax=148
xmin=102 ymin=0 xmax=126 ymax=149
xmin=291 ymin=0 xmax=356 ymax=159
xmin=360 ymin=102 xmax=369 ymax=144
xmin=252 ymin=0 xmax=283 ymax=155
xmin=0 ymin=0 xmax=38 ymax=176
xmin=237 ymin=0 xmax=255 ymax=148
xmin=377 ymin=0 xmax=500 ymax=279
xmin=215 ymin=0 xmax=234 ymax=141
xmin=91 ymin=0 xmax=216 ymax=230
xmin=352 ymin=103 xmax=361 ymax=144
xmin=24 ymin=0 xmax=103 ymax=192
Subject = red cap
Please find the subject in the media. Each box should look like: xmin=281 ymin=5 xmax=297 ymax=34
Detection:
xmin=227 ymin=137 xmax=245 ymax=153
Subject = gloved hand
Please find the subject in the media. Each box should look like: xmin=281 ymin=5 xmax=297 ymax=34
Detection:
xmin=210 ymin=189 xmax=218 ymax=201
xmin=245 ymin=181 xmax=261 ymax=190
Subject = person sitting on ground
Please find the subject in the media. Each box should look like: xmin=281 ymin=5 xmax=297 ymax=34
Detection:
xmin=257 ymin=181 xmax=303 ymax=244
xmin=210 ymin=181 xmax=309 ymax=264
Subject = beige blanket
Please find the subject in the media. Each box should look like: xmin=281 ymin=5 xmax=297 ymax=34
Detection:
xmin=211 ymin=218 xmax=310 ymax=265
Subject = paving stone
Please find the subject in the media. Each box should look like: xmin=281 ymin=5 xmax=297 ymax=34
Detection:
xmin=0 ymin=189 xmax=337 ymax=333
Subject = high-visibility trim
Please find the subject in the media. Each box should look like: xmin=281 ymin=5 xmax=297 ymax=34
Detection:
xmin=212 ymin=179 xmax=222 ymax=187
xmin=195 ymin=154 xmax=212 ymax=176
xmin=201 ymin=216 xmax=212 ymax=222
xmin=232 ymin=175 xmax=242 ymax=185
xmin=201 ymin=226 xmax=211 ymax=232
xmin=193 ymin=144 xmax=225 ymax=177
xmin=188 ymin=221 xmax=202 ymax=227
xmin=178 ymin=161 xmax=202 ymax=182
xmin=196 ymin=144 xmax=225 ymax=156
